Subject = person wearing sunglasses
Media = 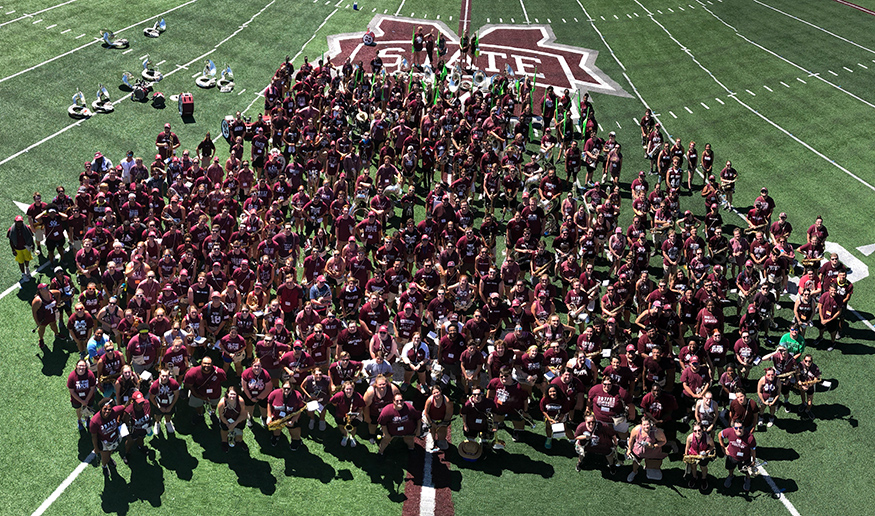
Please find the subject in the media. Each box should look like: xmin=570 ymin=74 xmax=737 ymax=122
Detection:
xmin=718 ymin=418 xmax=757 ymax=492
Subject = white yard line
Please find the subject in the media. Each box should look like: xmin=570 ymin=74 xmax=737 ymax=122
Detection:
xmin=0 ymin=0 xmax=79 ymax=28
xmin=30 ymin=453 xmax=96 ymax=516
xmin=0 ymin=0 xmax=198 ymax=85
xmin=419 ymin=433 xmax=436 ymax=516
xmin=695 ymin=0 xmax=875 ymax=111
xmin=394 ymin=0 xmax=405 ymax=15
xmin=215 ymin=0 xmax=275 ymax=48
xmin=753 ymin=0 xmax=875 ymax=55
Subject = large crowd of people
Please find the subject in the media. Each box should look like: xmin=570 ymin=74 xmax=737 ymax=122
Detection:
xmin=9 ymin=47 xmax=848 ymax=493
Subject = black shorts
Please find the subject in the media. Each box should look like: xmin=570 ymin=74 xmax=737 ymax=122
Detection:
xmin=152 ymin=404 xmax=176 ymax=417
xmin=253 ymin=155 xmax=265 ymax=168
xmin=220 ymin=421 xmax=245 ymax=432
xmin=725 ymin=455 xmax=751 ymax=471
xmin=244 ymin=394 xmax=268 ymax=408
xmin=823 ymin=317 xmax=841 ymax=333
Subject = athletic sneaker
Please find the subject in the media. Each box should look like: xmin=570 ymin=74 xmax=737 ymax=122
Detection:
xmin=699 ymin=478 xmax=709 ymax=492
xmin=165 ymin=421 xmax=175 ymax=434
xmin=369 ymin=437 xmax=376 ymax=445
xmin=437 ymin=440 xmax=448 ymax=450
xmin=247 ymin=418 xmax=253 ymax=428
xmin=544 ymin=437 xmax=552 ymax=449
xmin=827 ymin=345 xmax=835 ymax=352
xmin=229 ymin=440 xmax=235 ymax=448
xmin=743 ymin=476 xmax=751 ymax=492
xmin=627 ymin=471 xmax=637 ymax=483
xmin=38 ymin=339 xmax=46 ymax=349
xmin=341 ymin=436 xmax=349 ymax=447
xmin=806 ymin=409 xmax=815 ymax=420
xmin=308 ymin=418 xmax=315 ymax=430
xmin=576 ymin=459 xmax=584 ymax=472
xmin=319 ymin=420 xmax=326 ymax=431
xmin=349 ymin=437 xmax=357 ymax=448
xmin=512 ymin=430 xmax=521 ymax=442
xmin=290 ymin=440 xmax=301 ymax=451
xmin=270 ymin=435 xmax=279 ymax=447
xmin=724 ymin=473 xmax=734 ymax=488
xmin=153 ymin=422 xmax=161 ymax=436
xmin=783 ymin=404 xmax=791 ymax=413
xmin=609 ymin=464 xmax=618 ymax=476
xmin=767 ymin=417 xmax=774 ymax=428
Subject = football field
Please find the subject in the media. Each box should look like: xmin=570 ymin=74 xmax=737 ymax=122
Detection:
xmin=1 ymin=0 xmax=874 ymax=514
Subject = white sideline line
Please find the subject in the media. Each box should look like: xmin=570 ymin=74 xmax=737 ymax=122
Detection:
xmin=753 ymin=0 xmax=875 ymax=55
xmin=45 ymin=23 xmax=56 ymax=29
xmin=700 ymin=102 xmax=709 ymax=109
xmin=757 ymin=466 xmax=802 ymax=516
xmin=60 ymin=28 xmax=70 ymax=33
xmin=0 ymin=0 xmax=78 ymax=28
xmin=31 ymin=453 xmax=96 ymax=516
xmin=763 ymin=85 xmax=772 ymax=92
xmin=695 ymin=0 xmax=875 ymax=111
xmin=684 ymin=106 xmax=693 ymax=113
xmin=780 ymin=81 xmax=789 ymax=87
xmin=0 ymin=0 xmax=198 ymax=85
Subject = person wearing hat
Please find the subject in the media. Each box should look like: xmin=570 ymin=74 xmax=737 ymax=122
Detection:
xmin=122 ymin=390 xmax=153 ymax=464
xmin=7 ymin=214 xmax=35 ymax=281
xmin=127 ymin=323 xmax=159 ymax=375
xmin=155 ymin=123 xmax=180 ymax=161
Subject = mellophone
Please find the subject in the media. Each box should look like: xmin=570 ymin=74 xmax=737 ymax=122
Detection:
xmin=739 ymin=458 xmax=768 ymax=477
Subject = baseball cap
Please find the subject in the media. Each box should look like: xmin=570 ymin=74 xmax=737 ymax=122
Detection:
xmin=652 ymin=300 xmax=662 ymax=308
xmin=132 ymin=391 xmax=146 ymax=403
xmin=317 ymin=275 xmax=326 ymax=282
xmin=745 ymin=260 xmax=754 ymax=267
xmin=779 ymin=212 xmax=787 ymax=219
xmin=138 ymin=323 xmax=150 ymax=333
xmin=95 ymin=151 xmax=103 ymax=159
xmin=690 ymin=356 xmax=700 ymax=365
xmin=378 ymin=325 xmax=388 ymax=332
xmin=37 ymin=283 xmax=48 ymax=290
xmin=511 ymin=299 xmax=521 ymax=307
xmin=748 ymin=305 xmax=756 ymax=313
xmin=14 ymin=215 xmax=23 ymax=222
xmin=626 ymin=344 xmax=637 ymax=352
xmin=254 ymin=282 xmax=263 ymax=288
xmin=54 ymin=266 xmax=63 ymax=274
xmin=607 ymin=317 xmax=616 ymax=323
xmin=368 ymin=210 xmax=376 ymax=217
xmin=404 ymin=302 xmax=414 ymax=309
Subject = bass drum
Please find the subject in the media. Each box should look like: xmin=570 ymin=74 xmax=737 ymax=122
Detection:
xmin=221 ymin=118 xmax=231 ymax=139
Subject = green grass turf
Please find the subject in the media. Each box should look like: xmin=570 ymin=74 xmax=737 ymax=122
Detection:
xmin=2 ymin=0 xmax=875 ymax=514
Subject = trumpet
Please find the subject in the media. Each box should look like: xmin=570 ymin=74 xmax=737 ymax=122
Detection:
xmin=797 ymin=378 xmax=822 ymax=387
xmin=267 ymin=406 xmax=307 ymax=431
xmin=682 ymin=449 xmax=716 ymax=465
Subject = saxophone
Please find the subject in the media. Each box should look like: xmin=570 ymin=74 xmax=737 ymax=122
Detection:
xmin=267 ymin=405 xmax=307 ymax=431
xmin=344 ymin=411 xmax=360 ymax=432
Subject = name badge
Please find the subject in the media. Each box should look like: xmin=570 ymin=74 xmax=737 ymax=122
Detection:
xmin=206 ymin=388 xmax=213 ymax=394
xmin=447 ymin=353 xmax=454 ymax=359
xmin=600 ymin=406 xmax=610 ymax=412
xmin=475 ymin=418 xmax=483 ymax=424
xmin=736 ymin=452 xmax=744 ymax=457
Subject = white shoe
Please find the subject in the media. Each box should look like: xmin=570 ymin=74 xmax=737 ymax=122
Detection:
xmin=646 ymin=468 xmax=663 ymax=480
xmin=767 ymin=419 xmax=774 ymax=428
xmin=165 ymin=421 xmax=175 ymax=434
xmin=153 ymin=422 xmax=161 ymax=436
xmin=319 ymin=420 xmax=326 ymax=431
xmin=308 ymin=418 xmax=315 ymax=430
xmin=349 ymin=438 xmax=357 ymax=448
xmin=341 ymin=436 xmax=349 ymax=446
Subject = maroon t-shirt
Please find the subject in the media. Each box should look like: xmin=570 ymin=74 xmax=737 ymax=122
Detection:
xmin=720 ymin=427 xmax=756 ymax=462
xmin=329 ymin=391 xmax=366 ymax=418
xmin=183 ymin=365 xmax=227 ymax=399
xmin=587 ymin=384 xmax=631 ymax=423
xmin=89 ymin=405 xmax=126 ymax=444
xmin=149 ymin=378 xmax=181 ymax=408
xmin=241 ymin=367 xmax=272 ymax=399
xmin=487 ymin=377 xmax=527 ymax=415
xmin=67 ymin=370 xmax=97 ymax=402
xmin=377 ymin=402 xmax=422 ymax=436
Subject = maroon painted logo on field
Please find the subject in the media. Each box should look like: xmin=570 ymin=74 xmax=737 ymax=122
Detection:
xmin=327 ymin=15 xmax=630 ymax=99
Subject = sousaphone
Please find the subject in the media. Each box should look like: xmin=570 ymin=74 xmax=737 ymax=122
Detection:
xmin=92 ymin=84 xmax=114 ymax=113
xmin=100 ymin=30 xmax=129 ymax=49
xmin=68 ymin=90 xmax=92 ymax=118
xmin=195 ymin=59 xmax=217 ymax=88
xmin=218 ymin=64 xmax=235 ymax=92
xmin=141 ymin=55 xmax=163 ymax=82
xmin=144 ymin=18 xmax=165 ymax=38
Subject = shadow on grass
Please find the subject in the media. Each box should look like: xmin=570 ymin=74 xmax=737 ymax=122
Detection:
xmin=446 ymin=441 xmax=556 ymax=479
xmin=100 ymin=449 xmax=165 ymax=515
xmin=756 ymin=446 xmax=800 ymax=462
xmin=40 ymin=335 xmax=75 ymax=377
xmin=187 ymin=420 xmax=279 ymax=495
xmin=151 ymin=434 xmax=199 ymax=481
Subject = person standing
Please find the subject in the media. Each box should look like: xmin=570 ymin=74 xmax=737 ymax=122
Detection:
xmin=377 ymin=393 xmax=422 ymax=455
xmin=719 ymin=419 xmax=757 ymax=492
xmin=7 ymin=215 xmax=35 ymax=282
xmin=89 ymin=399 xmax=126 ymax=478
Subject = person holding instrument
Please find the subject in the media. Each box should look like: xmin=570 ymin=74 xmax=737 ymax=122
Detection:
xmin=267 ymin=380 xmax=306 ymax=450
xmin=684 ymin=422 xmax=715 ymax=490
xmin=719 ymin=418 xmax=757 ymax=492
xmin=330 ymin=380 xmax=366 ymax=447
